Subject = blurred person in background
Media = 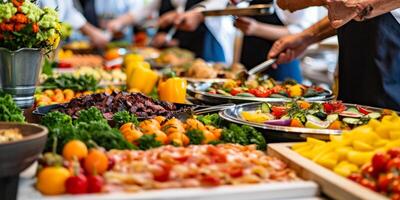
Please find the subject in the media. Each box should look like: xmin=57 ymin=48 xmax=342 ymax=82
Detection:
xmin=174 ymin=0 xmax=320 ymax=82
xmin=233 ymin=0 xmax=320 ymax=82
xmin=146 ymin=0 xmax=235 ymax=64
xmin=268 ymin=0 xmax=400 ymax=110
xmin=78 ymin=0 xmax=144 ymax=44
xmin=38 ymin=0 xmax=110 ymax=48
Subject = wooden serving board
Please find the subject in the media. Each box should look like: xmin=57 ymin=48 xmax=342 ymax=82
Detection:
xmin=268 ymin=143 xmax=388 ymax=200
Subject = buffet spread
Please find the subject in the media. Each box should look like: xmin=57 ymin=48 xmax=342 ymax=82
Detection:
xmin=0 ymin=3 xmax=399 ymax=200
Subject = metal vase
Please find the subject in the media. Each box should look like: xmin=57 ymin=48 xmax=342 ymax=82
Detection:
xmin=0 ymin=48 xmax=44 ymax=108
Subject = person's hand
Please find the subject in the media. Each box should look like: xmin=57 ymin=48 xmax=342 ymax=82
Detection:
xmin=277 ymin=0 xmax=325 ymax=12
xmin=107 ymin=19 xmax=123 ymax=33
xmin=174 ymin=8 xmax=205 ymax=32
xmin=88 ymin=28 xmax=110 ymax=49
xmin=325 ymin=0 xmax=373 ymax=28
xmin=158 ymin=11 xmax=178 ymax=29
xmin=234 ymin=17 xmax=259 ymax=36
xmin=151 ymin=33 xmax=179 ymax=48
xmin=268 ymin=33 xmax=313 ymax=67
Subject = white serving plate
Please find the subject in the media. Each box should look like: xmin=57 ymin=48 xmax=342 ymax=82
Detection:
xmin=18 ymin=179 xmax=319 ymax=200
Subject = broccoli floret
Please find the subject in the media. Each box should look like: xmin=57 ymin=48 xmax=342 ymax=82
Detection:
xmin=137 ymin=134 xmax=162 ymax=150
xmin=112 ymin=110 xmax=139 ymax=127
xmin=75 ymin=107 xmax=107 ymax=125
xmin=186 ymin=129 xmax=205 ymax=145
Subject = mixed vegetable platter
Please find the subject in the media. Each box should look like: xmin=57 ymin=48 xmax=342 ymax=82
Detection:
xmin=240 ymin=101 xmax=393 ymax=130
xmin=201 ymin=78 xmax=331 ymax=99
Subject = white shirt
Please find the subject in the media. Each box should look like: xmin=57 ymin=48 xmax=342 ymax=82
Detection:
xmin=38 ymin=0 xmax=87 ymax=30
xmin=94 ymin=0 xmax=144 ymax=23
xmin=199 ymin=0 xmax=322 ymax=34
xmin=391 ymin=9 xmax=400 ymax=24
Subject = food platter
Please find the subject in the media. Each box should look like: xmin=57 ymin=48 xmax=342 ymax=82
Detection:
xmin=219 ymin=102 xmax=393 ymax=139
xmin=18 ymin=179 xmax=318 ymax=200
xmin=187 ymin=81 xmax=334 ymax=105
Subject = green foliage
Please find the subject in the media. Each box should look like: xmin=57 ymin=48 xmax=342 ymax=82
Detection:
xmin=196 ymin=113 xmax=221 ymax=126
xmin=221 ymin=124 xmax=266 ymax=150
xmin=42 ymin=108 xmax=136 ymax=153
xmin=113 ymin=111 xmax=139 ymax=127
xmin=75 ymin=107 xmax=107 ymax=125
xmin=137 ymin=134 xmax=162 ymax=150
xmin=0 ymin=94 xmax=25 ymax=122
xmin=186 ymin=129 xmax=204 ymax=145
xmin=42 ymin=74 xmax=99 ymax=91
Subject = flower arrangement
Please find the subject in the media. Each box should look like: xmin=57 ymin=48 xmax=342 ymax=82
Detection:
xmin=0 ymin=0 xmax=62 ymax=52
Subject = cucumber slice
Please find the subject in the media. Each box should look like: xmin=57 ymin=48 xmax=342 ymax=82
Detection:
xmin=217 ymin=89 xmax=232 ymax=96
xmin=367 ymin=112 xmax=381 ymax=119
xmin=327 ymin=114 xmax=339 ymax=122
xmin=343 ymin=118 xmax=362 ymax=125
xmin=281 ymin=115 xmax=291 ymax=120
xmin=261 ymin=103 xmax=271 ymax=113
xmin=270 ymin=94 xmax=288 ymax=98
xmin=236 ymin=92 xmax=255 ymax=97
xmin=347 ymin=107 xmax=361 ymax=114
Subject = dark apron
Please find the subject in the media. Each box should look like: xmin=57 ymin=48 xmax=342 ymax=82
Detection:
xmin=159 ymin=0 xmax=207 ymax=58
xmin=240 ymin=0 xmax=282 ymax=69
xmin=337 ymin=13 xmax=400 ymax=111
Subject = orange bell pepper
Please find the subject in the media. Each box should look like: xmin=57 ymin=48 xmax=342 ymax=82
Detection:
xmin=158 ymin=77 xmax=187 ymax=104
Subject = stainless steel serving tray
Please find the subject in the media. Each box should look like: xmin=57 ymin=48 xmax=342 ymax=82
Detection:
xmin=202 ymin=4 xmax=274 ymax=17
xmin=187 ymin=82 xmax=334 ymax=105
xmin=219 ymin=102 xmax=393 ymax=139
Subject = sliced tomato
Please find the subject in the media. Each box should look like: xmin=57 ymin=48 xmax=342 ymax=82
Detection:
xmin=227 ymin=166 xmax=243 ymax=178
xmin=152 ymin=163 xmax=171 ymax=182
xmin=357 ymin=105 xmax=372 ymax=115
xmin=388 ymin=148 xmax=400 ymax=158
xmin=254 ymin=89 xmax=272 ymax=98
xmin=230 ymin=88 xmax=242 ymax=96
xmin=271 ymin=106 xmax=287 ymax=118
xmin=201 ymin=175 xmax=221 ymax=186
xmin=207 ymin=146 xmax=227 ymax=163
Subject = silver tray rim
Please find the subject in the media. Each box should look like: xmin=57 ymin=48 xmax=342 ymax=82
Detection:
xmin=187 ymin=82 xmax=335 ymax=104
xmin=219 ymin=102 xmax=393 ymax=136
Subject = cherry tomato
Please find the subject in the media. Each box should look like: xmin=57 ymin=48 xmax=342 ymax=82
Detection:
xmin=152 ymin=163 xmax=171 ymax=182
xmin=392 ymin=180 xmax=400 ymax=193
xmin=361 ymin=163 xmax=379 ymax=178
xmin=388 ymin=148 xmax=400 ymax=159
xmin=323 ymin=103 xmax=334 ymax=113
xmin=253 ymin=89 xmax=272 ymax=98
xmin=65 ymin=174 xmax=88 ymax=194
xmin=230 ymin=88 xmax=242 ymax=96
xmin=201 ymin=175 xmax=221 ymax=186
xmin=348 ymin=173 xmax=362 ymax=182
xmin=248 ymin=88 xmax=258 ymax=96
xmin=359 ymin=178 xmax=378 ymax=191
xmin=386 ymin=157 xmax=400 ymax=172
xmin=391 ymin=193 xmax=400 ymax=200
xmin=207 ymin=146 xmax=227 ymax=163
xmin=271 ymin=106 xmax=287 ymax=118
xmin=227 ymin=166 xmax=243 ymax=178
xmin=372 ymin=153 xmax=390 ymax=174
xmin=107 ymin=156 xmax=116 ymax=170
xmin=87 ymin=175 xmax=104 ymax=193
xmin=378 ymin=173 xmax=395 ymax=192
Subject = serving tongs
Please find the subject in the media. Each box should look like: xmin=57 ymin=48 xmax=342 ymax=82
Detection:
xmin=202 ymin=4 xmax=274 ymax=17
xmin=172 ymin=103 xmax=236 ymax=121
xmin=238 ymin=58 xmax=277 ymax=82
